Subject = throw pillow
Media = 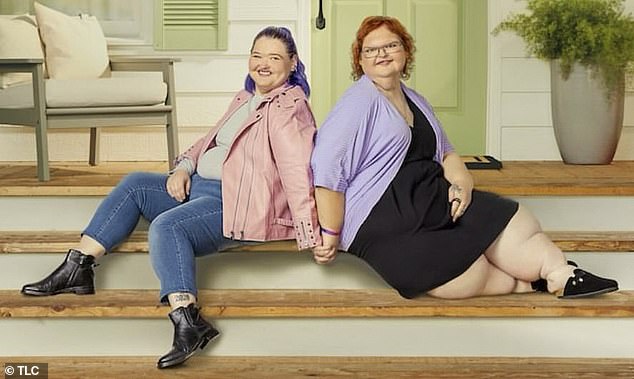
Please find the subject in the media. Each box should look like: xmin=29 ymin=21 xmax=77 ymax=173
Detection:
xmin=34 ymin=2 xmax=110 ymax=79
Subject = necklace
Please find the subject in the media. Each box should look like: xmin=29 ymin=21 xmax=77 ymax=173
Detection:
xmin=374 ymin=80 xmax=414 ymax=126
xmin=391 ymin=97 xmax=413 ymax=127
xmin=398 ymin=103 xmax=413 ymax=126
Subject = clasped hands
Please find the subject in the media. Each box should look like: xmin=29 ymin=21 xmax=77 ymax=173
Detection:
xmin=312 ymin=233 xmax=339 ymax=265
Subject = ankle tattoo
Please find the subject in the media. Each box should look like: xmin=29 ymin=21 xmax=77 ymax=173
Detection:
xmin=173 ymin=294 xmax=191 ymax=303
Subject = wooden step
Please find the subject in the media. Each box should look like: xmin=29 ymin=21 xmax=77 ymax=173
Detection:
xmin=1 ymin=356 xmax=633 ymax=378
xmin=1 ymin=230 xmax=632 ymax=254
xmin=1 ymin=161 xmax=634 ymax=196
xmin=547 ymin=231 xmax=634 ymax=252
xmin=472 ymin=160 xmax=634 ymax=196
xmin=1 ymin=289 xmax=632 ymax=318
xmin=0 ymin=231 xmax=297 ymax=254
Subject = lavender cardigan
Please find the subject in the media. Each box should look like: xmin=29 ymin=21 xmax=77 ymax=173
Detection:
xmin=311 ymin=75 xmax=454 ymax=250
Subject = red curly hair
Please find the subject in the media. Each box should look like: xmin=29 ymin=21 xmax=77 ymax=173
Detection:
xmin=351 ymin=16 xmax=416 ymax=80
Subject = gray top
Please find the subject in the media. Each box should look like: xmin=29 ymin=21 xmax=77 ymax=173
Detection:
xmin=174 ymin=94 xmax=262 ymax=179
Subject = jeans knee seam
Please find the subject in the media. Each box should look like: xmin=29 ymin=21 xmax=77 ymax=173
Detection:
xmin=170 ymin=222 xmax=191 ymax=295
xmin=170 ymin=208 xmax=222 ymax=235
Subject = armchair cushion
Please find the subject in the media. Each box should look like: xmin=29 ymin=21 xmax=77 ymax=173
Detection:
xmin=0 ymin=72 xmax=167 ymax=109
xmin=34 ymin=2 xmax=110 ymax=79
xmin=0 ymin=15 xmax=45 ymax=88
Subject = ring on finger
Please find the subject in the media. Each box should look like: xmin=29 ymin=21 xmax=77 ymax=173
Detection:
xmin=451 ymin=198 xmax=461 ymax=205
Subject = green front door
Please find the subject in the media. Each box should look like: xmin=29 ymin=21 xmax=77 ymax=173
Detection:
xmin=311 ymin=0 xmax=488 ymax=155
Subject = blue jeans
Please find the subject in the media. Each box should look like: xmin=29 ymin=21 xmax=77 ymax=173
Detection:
xmin=83 ymin=172 xmax=240 ymax=302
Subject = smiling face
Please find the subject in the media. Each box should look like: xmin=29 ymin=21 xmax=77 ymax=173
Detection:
xmin=248 ymin=36 xmax=297 ymax=95
xmin=358 ymin=25 xmax=407 ymax=82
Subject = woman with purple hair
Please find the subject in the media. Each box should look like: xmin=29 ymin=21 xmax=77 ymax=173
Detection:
xmin=20 ymin=26 xmax=319 ymax=368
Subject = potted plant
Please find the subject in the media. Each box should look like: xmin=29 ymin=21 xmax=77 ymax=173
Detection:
xmin=494 ymin=0 xmax=634 ymax=164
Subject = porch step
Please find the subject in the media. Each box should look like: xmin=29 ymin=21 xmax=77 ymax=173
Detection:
xmin=0 ymin=231 xmax=295 ymax=254
xmin=471 ymin=160 xmax=634 ymax=196
xmin=1 ymin=161 xmax=634 ymax=196
xmin=1 ymin=289 xmax=632 ymax=318
xmin=1 ymin=356 xmax=633 ymax=378
xmin=1 ymin=230 xmax=632 ymax=254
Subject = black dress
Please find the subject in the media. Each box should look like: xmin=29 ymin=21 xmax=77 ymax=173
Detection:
xmin=347 ymin=96 xmax=518 ymax=299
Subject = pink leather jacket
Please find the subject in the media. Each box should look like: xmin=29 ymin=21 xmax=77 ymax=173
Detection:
xmin=175 ymin=84 xmax=320 ymax=250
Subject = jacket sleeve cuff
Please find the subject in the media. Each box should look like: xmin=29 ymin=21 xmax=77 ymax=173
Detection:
xmin=293 ymin=218 xmax=320 ymax=250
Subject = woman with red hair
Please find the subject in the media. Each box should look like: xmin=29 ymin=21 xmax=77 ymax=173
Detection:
xmin=311 ymin=16 xmax=618 ymax=300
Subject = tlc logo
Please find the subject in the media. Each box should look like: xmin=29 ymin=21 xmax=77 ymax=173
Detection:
xmin=16 ymin=365 xmax=40 ymax=375
xmin=4 ymin=363 xmax=47 ymax=378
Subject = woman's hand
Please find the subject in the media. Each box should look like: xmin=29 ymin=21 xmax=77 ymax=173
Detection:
xmin=442 ymin=152 xmax=474 ymax=222
xmin=166 ymin=169 xmax=191 ymax=202
xmin=313 ymin=187 xmax=345 ymax=264
xmin=448 ymin=181 xmax=473 ymax=222
xmin=312 ymin=233 xmax=339 ymax=265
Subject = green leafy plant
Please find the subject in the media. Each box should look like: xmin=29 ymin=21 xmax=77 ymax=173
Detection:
xmin=494 ymin=0 xmax=634 ymax=93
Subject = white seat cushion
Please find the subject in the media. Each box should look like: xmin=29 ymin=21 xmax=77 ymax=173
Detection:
xmin=46 ymin=73 xmax=167 ymax=108
xmin=0 ymin=72 xmax=167 ymax=109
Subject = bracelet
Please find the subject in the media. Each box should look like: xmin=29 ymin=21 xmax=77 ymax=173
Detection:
xmin=320 ymin=226 xmax=341 ymax=236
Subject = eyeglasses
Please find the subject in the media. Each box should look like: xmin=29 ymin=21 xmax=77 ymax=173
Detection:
xmin=361 ymin=41 xmax=403 ymax=59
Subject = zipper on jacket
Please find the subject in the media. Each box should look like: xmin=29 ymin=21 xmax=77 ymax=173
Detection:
xmin=230 ymin=129 xmax=251 ymax=238
xmin=231 ymin=114 xmax=260 ymax=238
xmin=224 ymin=95 xmax=253 ymax=238
xmin=240 ymin=115 xmax=262 ymax=236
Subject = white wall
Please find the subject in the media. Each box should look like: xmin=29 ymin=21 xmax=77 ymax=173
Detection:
xmin=488 ymin=0 xmax=634 ymax=160
xmin=0 ymin=0 xmax=311 ymax=162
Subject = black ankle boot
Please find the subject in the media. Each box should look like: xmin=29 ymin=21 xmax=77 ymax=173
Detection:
xmin=558 ymin=269 xmax=619 ymax=299
xmin=157 ymin=303 xmax=219 ymax=369
xmin=531 ymin=260 xmax=578 ymax=292
xmin=21 ymin=249 xmax=96 ymax=296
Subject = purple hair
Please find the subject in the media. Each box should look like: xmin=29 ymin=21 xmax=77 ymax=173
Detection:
xmin=244 ymin=26 xmax=310 ymax=97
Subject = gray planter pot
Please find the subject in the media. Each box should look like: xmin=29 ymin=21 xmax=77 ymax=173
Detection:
xmin=550 ymin=61 xmax=625 ymax=164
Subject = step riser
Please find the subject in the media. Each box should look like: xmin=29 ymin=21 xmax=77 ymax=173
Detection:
xmin=2 ymin=318 xmax=634 ymax=357
xmin=0 ymin=253 xmax=402 ymax=290
xmin=1 ymin=197 xmax=633 ymax=231
xmin=0 ymin=198 xmax=103 ymax=231
xmin=2 ymin=252 xmax=633 ymax=290
xmin=515 ymin=196 xmax=634 ymax=231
